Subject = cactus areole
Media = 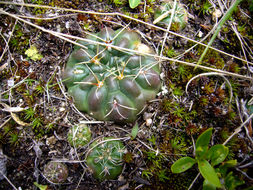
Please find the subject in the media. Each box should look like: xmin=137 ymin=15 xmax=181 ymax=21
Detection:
xmin=63 ymin=28 xmax=161 ymax=123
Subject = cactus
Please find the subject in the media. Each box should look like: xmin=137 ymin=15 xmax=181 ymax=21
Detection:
xmin=154 ymin=0 xmax=188 ymax=31
xmin=63 ymin=27 xmax=161 ymax=123
xmin=86 ymin=137 xmax=125 ymax=181
xmin=67 ymin=124 xmax=91 ymax=148
xmin=43 ymin=161 xmax=68 ymax=183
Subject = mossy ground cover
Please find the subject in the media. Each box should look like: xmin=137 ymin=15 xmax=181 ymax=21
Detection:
xmin=0 ymin=0 xmax=252 ymax=189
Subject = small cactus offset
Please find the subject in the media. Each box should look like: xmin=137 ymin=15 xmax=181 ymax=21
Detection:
xmin=86 ymin=137 xmax=125 ymax=181
xmin=43 ymin=161 xmax=68 ymax=183
xmin=154 ymin=0 xmax=188 ymax=31
xmin=63 ymin=27 xmax=161 ymax=123
xmin=67 ymin=124 xmax=91 ymax=148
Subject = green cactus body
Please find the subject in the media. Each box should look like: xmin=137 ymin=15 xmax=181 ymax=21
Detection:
xmin=43 ymin=161 xmax=68 ymax=183
xmin=154 ymin=1 xmax=188 ymax=31
xmin=86 ymin=137 xmax=125 ymax=181
xmin=67 ymin=124 xmax=91 ymax=148
xmin=63 ymin=28 xmax=161 ymax=123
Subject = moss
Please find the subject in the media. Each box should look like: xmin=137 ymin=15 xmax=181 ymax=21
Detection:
xmin=10 ymin=24 xmax=30 ymax=54
xmin=161 ymin=99 xmax=197 ymax=127
xmin=140 ymin=166 xmax=197 ymax=190
xmin=111 ymin=0 xmax=127 ymax=7
xmin=196 ymin=46 xmax=225 ymax=69
xmin=220 ymin=128 xmax=248 ymax=160
xmin=50 ymin=0 xmax=84 ymax=9
xmin=0 ymin=119 xmax=21 ymax=148
xmin=30 ymin=0 xmax=47 ymax=15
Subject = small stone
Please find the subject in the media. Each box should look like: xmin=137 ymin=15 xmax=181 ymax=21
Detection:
xmin=143 ymin=112 xmax=152 ymax=120
xmin=198 ymin=31 xmax=204 ymax=38
xmin=59 ymin=107 xmax=65 ymax=112
xmin=146 ymin=118 xmax=153 ymax=127
xmin=7 ymin=78 xmax=14 ymax=87
xmin=46 ymin=136 xmax=57 ymax=146
xmin=212 ymin=9 xmax=222 ymax=21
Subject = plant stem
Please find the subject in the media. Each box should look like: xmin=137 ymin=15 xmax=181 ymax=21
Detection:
xmin=196 ymin=0 xmax=243 ymax=68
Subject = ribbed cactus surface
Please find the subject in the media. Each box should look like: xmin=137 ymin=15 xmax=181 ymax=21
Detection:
xmin=154 ymin=0 xmax=188 ymax=31
xmin=63 ymin=27 xmax=161 ymax=123
xmin=43 ymin=161 xmax=68 ymax=183
xmin=86 ymin=137 xmax=125 ymax=181
xmin=67 ymin=124 xmax=91 ymax=148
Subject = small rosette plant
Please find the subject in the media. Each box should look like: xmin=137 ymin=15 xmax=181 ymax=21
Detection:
xmin=171 ymin=128 xmax=230 ymax=188
xmin=86 ymin=137 xmax=126 ymax=181
xmin=67 ymin=124 xmax=91 ymax=148
xmin=63 ymin=27 xmax=161 ymax=123
xmin=154 ymin=0 xmax=188 ymax=31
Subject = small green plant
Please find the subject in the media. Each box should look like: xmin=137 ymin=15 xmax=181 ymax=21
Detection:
xmin=153 ymin=0 xmax=188 ymax=31
xmin=86 ymin=137 xmax=126 ymax=181
xmin=32 ymin=117 xmax=43 ymax=129
xmin=8 ymin=132 xmax=20 ymax=147
xmin=24 ymin=108 xmax=36 ymax=120
xmin=63 ymin=27 xmax=161 ymax=123
xmin=203 ymin=159 xmax=244 ymax=190
xmin=43 ymin=161 xmax=69 ymax=183
xmin=171 ymin=128 xmax=229 ymax=188
xmin=200 ymin=1 xmax=212 ymax=15
xmin=113 ymin=0 xmax=127 ymax=6
xmin=129 ymin=0 xmax=141 ymax=8
xmin=67 ymin=124 xmax=91 ymax=148
xmin=25 ymin=45 xmax=43 ymax=61
xmin=33 ymin=182 xmax=48 ymax=190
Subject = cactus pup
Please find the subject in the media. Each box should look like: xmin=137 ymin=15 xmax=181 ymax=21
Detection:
xmin=86 ymin=137 xmax=125 ymax=181
xmin=43 ymin=161 xmax=68 ymax=183
xmin=154 ymin=0 xmax=188 ymax=31
xmin=67 ymin=124 xmax=91 ymax=148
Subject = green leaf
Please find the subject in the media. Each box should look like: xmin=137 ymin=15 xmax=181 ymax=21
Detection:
xmin=129 ymin=0 xmax=141 ymax=9
xmin=198 ymin=160 xmax=221 ymax=188
xmin=34 ymin=182 xmax=48 ymax=190
xmin=131 ymin=123 xmax=139 ymax=139
xmin=195 ymin=128 xmax=213 ymax=159
xmin=219 ymin=160 xmax=237 ymax=176
xmin=171 ymin=157 xmax=196 ymax=173
xmin=207 ymin=144 xmax=228 ymax=166
xmin=203 ymin=179 xmax=217 ymax=190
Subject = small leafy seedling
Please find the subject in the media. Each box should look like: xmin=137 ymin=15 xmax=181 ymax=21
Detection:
xmin=171 ymin=128 xmax=229 ymax=188
xmin=25 ymin=45 xmax=43 ymax=61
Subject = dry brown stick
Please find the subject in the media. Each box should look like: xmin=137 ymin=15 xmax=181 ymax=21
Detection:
xmin=0 ymin=1 xmax=252 ymax=65
xmin=0 ymin=9 xmax=252 ymax=80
